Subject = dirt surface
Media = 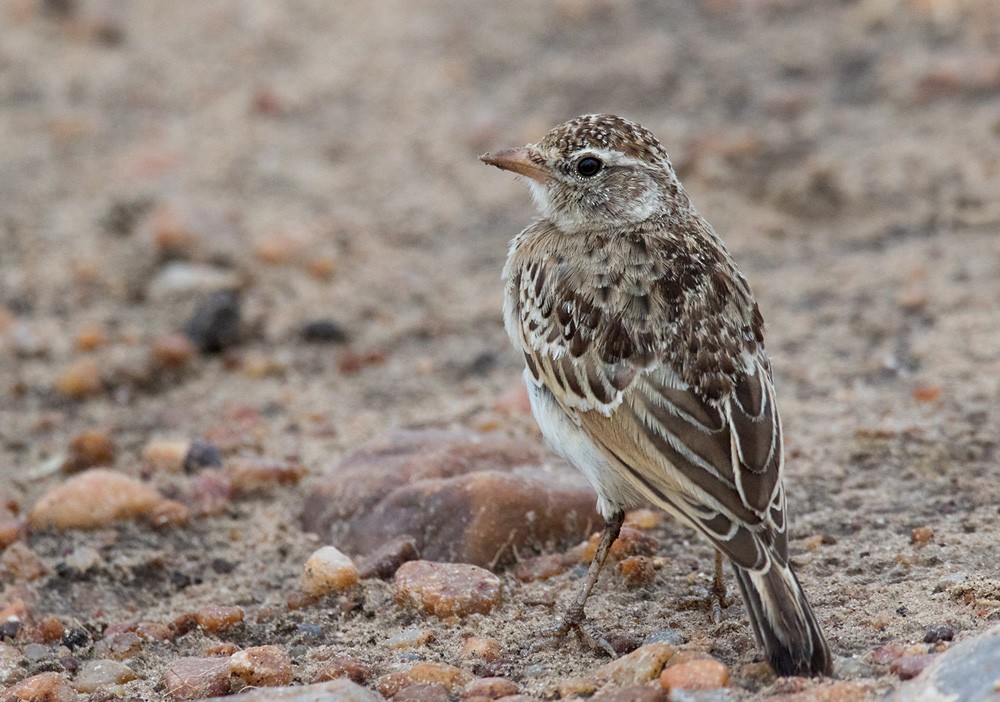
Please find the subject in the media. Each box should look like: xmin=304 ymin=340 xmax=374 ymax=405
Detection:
xmin=2 ymin=1 xmax=1000 ymax=699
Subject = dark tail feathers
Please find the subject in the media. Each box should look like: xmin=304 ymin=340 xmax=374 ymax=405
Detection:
xmin=732 ymin=561 xmax=833 ymax=677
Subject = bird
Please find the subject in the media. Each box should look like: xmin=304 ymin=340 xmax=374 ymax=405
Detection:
xmin=480 ymin=114 xmax=833 ymax=677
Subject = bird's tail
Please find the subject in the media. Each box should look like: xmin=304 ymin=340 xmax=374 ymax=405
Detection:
xmin=732 ymin=560 xmax=833 ymax=677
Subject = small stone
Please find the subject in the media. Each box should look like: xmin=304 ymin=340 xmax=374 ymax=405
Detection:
xmin=305 ymin=256 xmax=337 ymax=280
xmin=770 ymin=681 xmax=872 ymax=702
xmin=163 ymin=656 xmax=231 ymax=701
xmin=0 ymin=542 xmax=46 ymax=581
xmin=200 ymin=679 xmax=384 ymax=701
xmin=394 ymin=682 xmax=449 ymax=701
xmin=62 ymin=628 xmax=90 ymax=649
xmin=183 ymin=440 xmax=224 ymax=472
xmin=660 ymin=658 xmax=730 ymax=692
xmin=385 ymin=627 xmax=435 ymax=650
xmin=394 ymin=561 xmax=502 ymax=618
xmin=150 ymin=333 xmax=197 ymax=370
xmin=357 ymin=536 xmax=420 ymax=580
xmin=910 ymin=527 xmax=934 ymax=545
xmin=593 ymin=643 xmax=676 ymax=686
xmin=74 ymin=327 xmax=106 ymax=352
xmin=514 ymin=553 xmax=567 ymax=582
xmin=590 ymin=685 xmax=665 ymax=702
xmin=72 ymin=659 xmax=137 ymax=693
xmin=312 ymin=655 xmax=370 ymax=684
xmin=0 ymin=620 xmax=22 ymax=640
xmin=617 ymin=556 xmax=656 ymax=586
xmin=35 ymin=616 xmax=64 ymax=643
xmin=460 ymin=636 xmax=502 ymax=661
xmin=642 ymin=629 xmax=688 ymax=647
xmin=889 ymin=653 xmax=938 ymax=680
xmin=185 ymin=289 xmax=241 ymax=353
xmin=301 ymin=319 xmax=349 ymax=344
xmin=0 ymin=672 xmax=78 ymax=701
xmin=29 ymin=469 xmax=181 ymax=531
xmin=205 ymin=642 xmax=239 ymax=657
xmin=376 ymin=662 xmax=472 ymax=698
xmin=611 ymin=528 xmax=660 ymax=559
xmin=0 ymin=641 xmax=22 ymax=686
xmin=923 ymin=625 xmax=954 ymax=644
xmin=185 ymin=472 xmax=234 ymax=516
xmin=0 ymin=515 xmax=25 ymax=549
xmin=229 ymin=645 xmax=293 ymax=688
xmin=462 ymin=677 xmax=519 ymax=699
xmin=226 ymin=457 xmax=306 ymax=493
xmin=194 ymin=605 xmax=244 ymax=633
xmin=92 ymin=631 xmax=142 ymax=660
xmin=148 ymin=262 xmax=241 ymax=302
xmin=871 ymin=643 xmax=905 ymax=664
xmin=54 ymin=358 xmax=102 ymax=399
xmin=64 ymin=431 xmax=115 ymax=473
xmin=302 ymin=546 xmax=360 ymax=596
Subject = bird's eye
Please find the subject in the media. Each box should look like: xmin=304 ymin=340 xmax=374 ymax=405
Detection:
xmin=576 ymin=156 xmax=603 ymax=177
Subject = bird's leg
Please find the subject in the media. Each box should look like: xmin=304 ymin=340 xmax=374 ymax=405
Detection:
xmin=709 ymin=550 xmax=731 ymax=624
xmin=536 ymin=509 xmax=624 ymax=657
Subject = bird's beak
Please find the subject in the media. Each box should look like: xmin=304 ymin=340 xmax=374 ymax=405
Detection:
xmin=480 ymin=147 xmax=549 ymax=183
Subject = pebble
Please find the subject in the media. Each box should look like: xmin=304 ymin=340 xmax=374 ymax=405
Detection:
xmin=64 ymin=431 xmax=115 ymax=472
xmin=514 ymin=554 xmax=567 ymax=582
xmin=149 ymin=333 xmax=198 ymax=370
xmin=29 ymin=469 xmax=184 ymax=531
xmin=642 ymin=629 xmax=688 ymax=647
xmin=623 ymin=508 xmax=664 ymax=530
xmin=311 ymin=655 xmax=371 ymax=684
xmin=463 ymin=677 xmax=519 ymax=699
xmin=889 ymin=653 xmax=938 ymax=680
xmin=225 ymin=457 xmax=306 ymax=493
xmin=0 ymin=672 xmax=79 ymax=701
xmin=148 ymin=262 xmax=241 ymax=302
xmin=889 ymin=623 xmax=1000 ymax=700
xmin=300 ymin=319 xmax=350 ymax=344
xmin=184 ymin=289 xmax=242 ymax=353
xmin=73 ymin=326 xmax=106 ymax=351
xmin=357 ymin=536 xmax=420 ymax=580
xmin=460 ymin=636 xmax=502 ymax=661
xmin=769 ymin=681 xmax=872 ymax=702
xmin=162 ymin=656 xmax=231 ymax=701
xmin=54 ymin=358 xmax=102 ymax=398
xmin=92 ymin=631 xmax=142 ymax=660
xmin=229 ymin=645 xmax=293 ymax=688
xmin=194 ymin=605 xmax=245 ymax=632
xmin=185 ymin=472 xmax=234 ymax=516
xmin=0 ymin=641 xmax=22 ymax=686
xmin=923 ymin=625 xmax=954 ymax=643
xmin=394 ymin=561 xmax=502 ymax=618
xmin=0 ymin=514 xmax=25 ymax=548
xmin=184 ymin=440 xmax=224 ymax=471
xmin=910 ymin=527 xmax=934 ymax=545
xmin=660 ymin=658 xmax=730 ymax=692
xmin=394 ymin=683 xmax=449 ymax=701
xmin=302 ymin=546 xmax=360 ymax=596
xmin=593 ymin=643 xmax=676 ymax=687
xmin=143 ymin=439 xmax=192 ymax=473
xmin=617 ymin=556 xmax=656 ymax=586
xmin=376 ymin=662 xmax=472 ymax=697
xmin=0 ymin=542 xmax=46 ymax=581
xmin=34 ymin=616 xmax=64 ymax=643
xmin=590 ymin=685 xmax=665 ymax=702
xmin=385 ymin=627 xmax=435 ymax=649
xmin=72 ymin=659 xmax=137 ymax=693
xmin=206 ymin=679 xmax=385 ymax=701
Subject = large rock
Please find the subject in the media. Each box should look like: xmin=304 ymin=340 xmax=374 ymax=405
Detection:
xmin=888 ymin=624 xmax=1000 ymax=701
xmin=302 ymin=431 xmax=601 ymax=569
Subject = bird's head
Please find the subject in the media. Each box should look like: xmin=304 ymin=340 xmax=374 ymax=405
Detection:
xmin=481 ymin=114 xmax=686 ymax=232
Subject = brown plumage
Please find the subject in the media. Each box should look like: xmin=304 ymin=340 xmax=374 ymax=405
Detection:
xmin=481 ymin=114 xmax=833 ymax=677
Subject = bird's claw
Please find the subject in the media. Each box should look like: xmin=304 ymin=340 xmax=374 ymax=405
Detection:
xmin=532 ymin=610 xmax=618 ymax=657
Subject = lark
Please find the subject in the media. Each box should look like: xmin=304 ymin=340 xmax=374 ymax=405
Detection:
xmin=481 ymin=114 xmax=832 ymax=677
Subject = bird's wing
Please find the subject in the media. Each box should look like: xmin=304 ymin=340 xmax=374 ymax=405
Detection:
xmin=512 ymin=244 xmax=789 ymax=570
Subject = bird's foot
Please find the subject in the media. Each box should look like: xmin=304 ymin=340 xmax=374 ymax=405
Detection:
xmin=708 ymin=551 xmax=732 ymax=625
xmin=532 ymin=606 xmax=618 ymax=657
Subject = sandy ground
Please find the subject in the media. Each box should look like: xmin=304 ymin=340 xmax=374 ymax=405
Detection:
xmin=2 ymin=1 xmax=1000 ymax=699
